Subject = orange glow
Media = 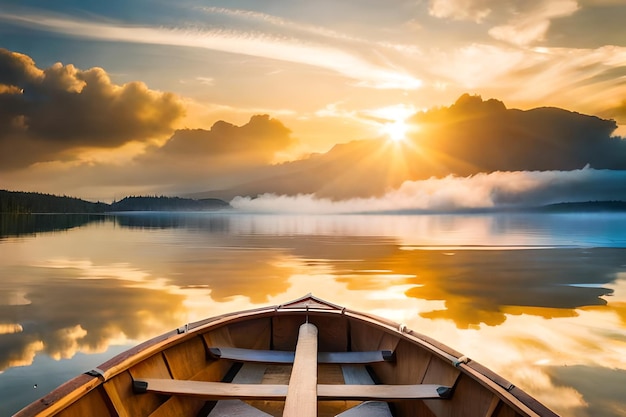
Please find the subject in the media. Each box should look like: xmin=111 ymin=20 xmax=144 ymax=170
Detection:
xmin=369 ymin=104 xmax=417 ymax=144
xmin=381 ymin=118 xmax=409 ymax=142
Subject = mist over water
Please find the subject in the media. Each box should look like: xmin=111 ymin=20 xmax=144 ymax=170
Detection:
xmin=230 ymin=167 xmax=626 ymax=213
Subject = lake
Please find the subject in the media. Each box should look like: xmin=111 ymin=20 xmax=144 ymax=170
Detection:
xmin=1 ymin=212 xmax=626 ymax=416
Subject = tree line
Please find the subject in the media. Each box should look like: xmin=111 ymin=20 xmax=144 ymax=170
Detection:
xmin=0 ymin=190 xmax=230 ymax=213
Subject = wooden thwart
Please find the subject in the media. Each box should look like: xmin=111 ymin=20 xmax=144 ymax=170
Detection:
xmin=133 ymin=379 xmax=452 ymax=401
xmin=208 ymin=347 xmax=394 ymax=364
xmin=135 ymin=322 xmax=451 ymax=406
xmin=134 ymin=378 xmax=288 ymax=400
xmin=317 ymin=383 xmax=452 ymax=400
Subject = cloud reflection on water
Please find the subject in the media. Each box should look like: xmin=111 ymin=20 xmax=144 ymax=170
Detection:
xmin=1 ymin=213 xmax=626 ymax=416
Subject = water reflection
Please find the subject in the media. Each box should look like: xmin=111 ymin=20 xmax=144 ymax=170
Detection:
xmin=0 ymin=214 xmax=105 ymax=239
xmin=0 ymin=263 xmax=186 ymax=371
xmin=1 ymin=213 xmax=626 ymax=416
xmin=549 ymin=365 xmax=626 ymax=417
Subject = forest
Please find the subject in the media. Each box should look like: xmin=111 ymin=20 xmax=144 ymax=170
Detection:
xmin=0 ymin=190 xmax=230 ymax=213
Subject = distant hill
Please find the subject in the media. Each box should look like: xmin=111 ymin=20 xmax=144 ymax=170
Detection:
xmin=110 ymin=196 xmax=230 ymax=211
xmin=537 ymin=201 xmax=626 ymax=213
xmin=0 ymin=190 xmax=231 ymax=213
xmin=0 ymin=190 xmax=109 ymax=213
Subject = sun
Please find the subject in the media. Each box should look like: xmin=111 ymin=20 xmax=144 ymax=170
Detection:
xmin=381 ymin=119 xmax=409 ymax=142
xmin=371 ymin=104 xmax=416 ymax=143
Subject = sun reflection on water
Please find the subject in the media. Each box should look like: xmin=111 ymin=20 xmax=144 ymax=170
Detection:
xmin=1 ymin=213 xmax=626 ymax=416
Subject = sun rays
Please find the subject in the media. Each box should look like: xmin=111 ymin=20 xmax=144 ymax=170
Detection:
xmin=368 ymin=104 xmax=419 ymax=144
xmin=381 ymin=118 xmax=410 ymax=143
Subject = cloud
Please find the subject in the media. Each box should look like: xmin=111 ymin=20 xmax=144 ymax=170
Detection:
xmin=122 ymin=114 xmax=295 ymax=191
xmin=427 ymin=0 xmax=580 ymax=45
xmin=203 ymin=94 xmax=625 ymax=201
xmin=489 ymin=0 xmax=580 ymax=45
xmin=600 ymin=99 xmax=626 ymax=126
xmin=0 ymin=114 xmax=296 ymax=199
xmin=0 ymin=113 xmax=296 ymax=199
xmin=201 ymin=6 xmax=359 ymax=43
xmin=428 ymin=44 xmax=527 ymax=89
xmin=0 ymin=49 xmax=184 ymax=170
xmin=542 ymin=2 xmax=626 ymax=49
xmin=230 ymin=168 xmax=626 ymax=213
xmin=152 ymin=115 xmax=293 ymax=160
xmin=0 ymin=264 xmax=187 ymax=371
xmin=428 ymin=0 xmax=493 ymax=22
xmin=0 ymin=12 xmax=421 ymax=90
xmin=412 ymin=94 xmax=623 ymax=170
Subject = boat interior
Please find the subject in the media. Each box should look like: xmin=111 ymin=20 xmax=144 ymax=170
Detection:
xmin=17 ymin=297 xmax=547 ymax=417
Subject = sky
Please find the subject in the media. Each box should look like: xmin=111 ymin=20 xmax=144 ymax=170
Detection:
xmin=1 ymin=0 xmax=626 ymax=210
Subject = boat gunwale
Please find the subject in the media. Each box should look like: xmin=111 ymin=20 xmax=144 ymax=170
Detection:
xmin=12 ymin=374 xmax=101 ymax=417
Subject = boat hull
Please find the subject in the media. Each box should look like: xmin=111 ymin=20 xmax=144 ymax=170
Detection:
xmin=13 ymin=295 xmax=559 ymax=417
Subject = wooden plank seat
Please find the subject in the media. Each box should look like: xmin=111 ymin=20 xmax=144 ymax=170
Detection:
xmin=208 ymin=347 xmax=394 ymax=364
xmin=133 ymin=378 xmax=452 ymax=401
xmin=134 ymin=322 xmax=452 ymax=414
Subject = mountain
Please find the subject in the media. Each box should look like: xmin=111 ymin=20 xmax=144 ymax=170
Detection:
xmin=192 ymin=95 xmax=625 ymax=200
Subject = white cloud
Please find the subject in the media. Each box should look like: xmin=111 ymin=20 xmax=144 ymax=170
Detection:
xmin=196 ymin=76 xmax=215 ymax=86
xmin=489 ymin=0 xmax=580 ymax=46
xmin=0 ymin=12 xmax=421 ymax=90
xmin=201 ymin=6 xmax=359 ymax=42
xmin=230 ymin=168 xmax=626 ymax=214
xmin=427 ymin=43 xmax=527 ymax=88
xmin=428 ymin=0 xmax=492 ymax=22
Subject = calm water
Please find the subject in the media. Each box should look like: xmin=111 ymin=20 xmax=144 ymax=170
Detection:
xmin=1 ymin=212 xmax=626 ymax=416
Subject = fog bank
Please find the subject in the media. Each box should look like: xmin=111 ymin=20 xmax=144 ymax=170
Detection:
xmin=230 ymin=167 xmax=626 ymax=214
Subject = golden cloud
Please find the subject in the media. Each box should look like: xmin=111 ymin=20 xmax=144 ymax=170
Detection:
xmin=0 ymin=48 xmax=185 ymax=171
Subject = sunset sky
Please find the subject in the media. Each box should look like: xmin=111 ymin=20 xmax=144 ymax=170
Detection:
xmin=1 ymin=0 xmax=626 ymax=209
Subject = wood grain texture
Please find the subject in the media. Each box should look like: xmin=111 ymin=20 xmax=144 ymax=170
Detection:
xmin=105 ymin=371 xmax=164 ymax=417
xmin=283 ymin=323 xmax=318 ymax=417
xmin=56 ymin=388 xmax=112 ymax=417
xmin=13 ymin=296 xmax=556 ymax=417
xmin=138 ymin=378 xmax=288 ymax=399
xmin=163 ymin=336 xmax=207 ymax=380
xmin=135 ymin=379 xmax=450 ymax=401
xmin=208 ymin=347 xmax=390 ymax=364
xmin=272 ymin=315 xmax=347 ymax=352
xmin=426 ymin=373 xmax=494 ymax=417
xmin=227 ymin=318 xmax=272 ymax=350
xmin=129 ymin=353 xmax=171 ymax=380
xmin=147 ymin=396 xmax=205 ymax=417
xmin=12 ymin=374 xmax=102 ymax=417
xmin=203 ymin=326 xmax=234 ymax=348
xmin=317 ymin=383 xmax=450 ymax=400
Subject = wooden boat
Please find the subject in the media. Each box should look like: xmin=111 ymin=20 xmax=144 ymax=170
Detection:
xmin=14 ymin=294 xmax=559 ymax=417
